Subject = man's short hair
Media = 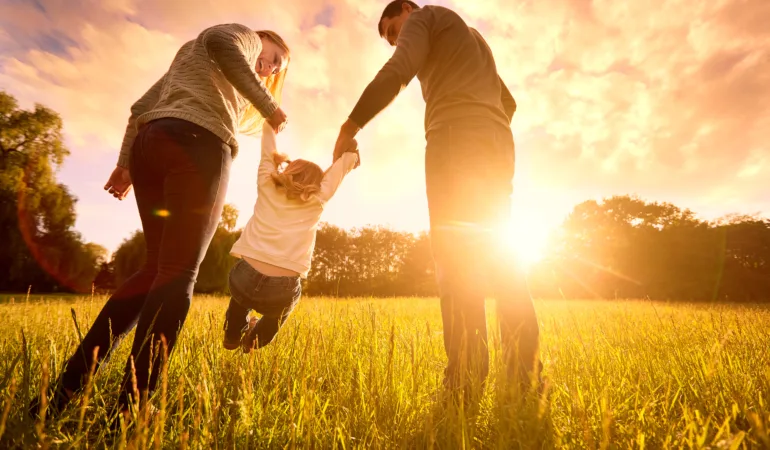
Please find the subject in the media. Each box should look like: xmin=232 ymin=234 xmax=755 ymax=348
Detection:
xmin=378 ymin=1 xmax=421 ymax=37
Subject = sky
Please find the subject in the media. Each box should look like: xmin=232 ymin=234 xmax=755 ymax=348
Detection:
xmin=1 ymin=0 xmax=768 ymax=260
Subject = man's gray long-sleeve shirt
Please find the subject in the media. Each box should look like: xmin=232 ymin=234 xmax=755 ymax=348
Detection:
xmin=349 ymin=5 xmax=515 ymax=133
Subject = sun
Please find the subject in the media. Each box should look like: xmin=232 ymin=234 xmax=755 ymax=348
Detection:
xmin=498 ymin=219 xmax=550 ymax=268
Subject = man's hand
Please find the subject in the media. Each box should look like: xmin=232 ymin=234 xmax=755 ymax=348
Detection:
xmin=338 ymin=138 xmax=361 ymax=169
xmin=104 ymin=166 xmax=133 ymax=200
xmin=266 ymin=107 xmax=288 ymax=133
xmin=333 ymin=118 xmax=361 ymax=162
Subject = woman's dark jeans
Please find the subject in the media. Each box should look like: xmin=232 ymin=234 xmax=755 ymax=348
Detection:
xmin=60 ymin=118 xmax=232 ymax=408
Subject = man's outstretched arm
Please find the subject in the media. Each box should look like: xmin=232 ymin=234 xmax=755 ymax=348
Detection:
xmin=499 ymin=76 xmax=517 ymax=123
xmin=334 ymin=11 xmax=432 ymax=160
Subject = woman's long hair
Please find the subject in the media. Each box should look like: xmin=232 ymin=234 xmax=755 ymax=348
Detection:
xmin=250 ymin=31 xmax=322 ymax=202
xmin=270 ymin=153 xmax=324 ymax=202
xmin=239 ymin=30 xmax=291 ymax=134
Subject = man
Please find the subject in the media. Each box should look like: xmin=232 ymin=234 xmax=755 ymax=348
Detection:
xmin=333 ymin=1 xmax=541 ymax=395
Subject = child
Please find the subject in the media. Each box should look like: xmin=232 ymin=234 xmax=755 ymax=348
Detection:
xmin=223 ymin=122 xmax=359 ymax=352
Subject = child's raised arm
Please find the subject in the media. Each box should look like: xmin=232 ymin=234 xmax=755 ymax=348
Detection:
xmin=318 ymin=150 xmax=359 ymax=203
xmin=257 ymin=122 xmax=280 ymax=184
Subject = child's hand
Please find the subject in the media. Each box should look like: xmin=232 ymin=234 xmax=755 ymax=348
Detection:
xmin=342 ymin=139 xmax=361 ymax=169
xmin=348 ymin=149 xmax=361 ymax=169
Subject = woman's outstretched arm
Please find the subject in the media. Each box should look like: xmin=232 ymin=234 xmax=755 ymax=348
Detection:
xmin=200 ymin=24 xmax=279 ymax=120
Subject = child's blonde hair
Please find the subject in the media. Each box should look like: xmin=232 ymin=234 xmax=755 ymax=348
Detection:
xmin=270 ymin=153 xmax=324 ymax=201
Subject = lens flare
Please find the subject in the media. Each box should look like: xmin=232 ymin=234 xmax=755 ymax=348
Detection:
xmin=16 ymin=170 xmax=90 ymax=292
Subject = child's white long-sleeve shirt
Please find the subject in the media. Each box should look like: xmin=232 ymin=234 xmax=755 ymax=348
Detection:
xmin=230 ymin=123 xmax=358 ymax=277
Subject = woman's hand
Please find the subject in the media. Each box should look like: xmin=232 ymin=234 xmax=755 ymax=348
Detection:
xmin=104 ymin=166 xmax=133 ymax=200
xmin=266 ymin=107 xmax=288 ymax=133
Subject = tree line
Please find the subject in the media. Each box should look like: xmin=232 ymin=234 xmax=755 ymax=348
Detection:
xmin=530 ymin=197 xmax=770 ymax=302
xmin=97 ymin=196 xmax=769 ymax=302
xmin=2 ymin=91 xmax=769 ymax=301
xmin=95 ymin=211 xmax=439 ymax=298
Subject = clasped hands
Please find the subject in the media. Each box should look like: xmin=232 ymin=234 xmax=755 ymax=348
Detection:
xmin=332 ymin=120 xmax=362 ymax=169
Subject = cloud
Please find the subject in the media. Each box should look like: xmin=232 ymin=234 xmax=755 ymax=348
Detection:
xmin=452 ymin=0 xmax=770 ymax=211
xmin=1 ymin=0 xmax=768 ymax=252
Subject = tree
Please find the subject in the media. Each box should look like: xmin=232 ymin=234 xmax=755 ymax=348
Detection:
xmin=305 ymin=224 xmax=424 ymax=296
xmin=93 ymin=261 xmax=116 ymax=293
xmin=112 ymin=231 xmax=146 ymax=286
xmin=306 ymin=223 xmax=352 ymax=295
xmin=713 ymin=215 xmax=770 ymax=301
xmin=220 ymin=203 xmax=239 ymax=232
xmin=395 ymin=232 xmax=437 ymax=296
xmin=0 ymin=91 xmax=103 ymax=292
xmin=197 ymin=204 xmax=241 ymax=293
xmin=348 ymin=226 xmax=414 ymax=296
xmin=535 ymin=195 xmax=770 ymax=302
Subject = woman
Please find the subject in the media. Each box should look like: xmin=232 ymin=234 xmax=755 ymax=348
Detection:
xmin=32 ymin=24 xmax=291 ymax=418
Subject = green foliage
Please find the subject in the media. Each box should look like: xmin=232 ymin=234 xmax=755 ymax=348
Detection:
xmin=196 ymin=227 xmax=241 ymax=293
xmin=532 ymin=195 xmax=770 ymax=301
xmin=306 ymin=224 xmax=435 ymax=296
xmin=0 ymin=91 xmax=103 ymax=293
xmin=219 ymin=203 xmax=239 ymax=232
xmin=112 ymin=231 xmax=147 ymax=286
xmin=196 ymin=203 xmax=241 ymax=293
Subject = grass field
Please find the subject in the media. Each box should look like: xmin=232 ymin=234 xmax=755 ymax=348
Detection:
xmin=0 ymin=295 xmax=769 ymax=449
